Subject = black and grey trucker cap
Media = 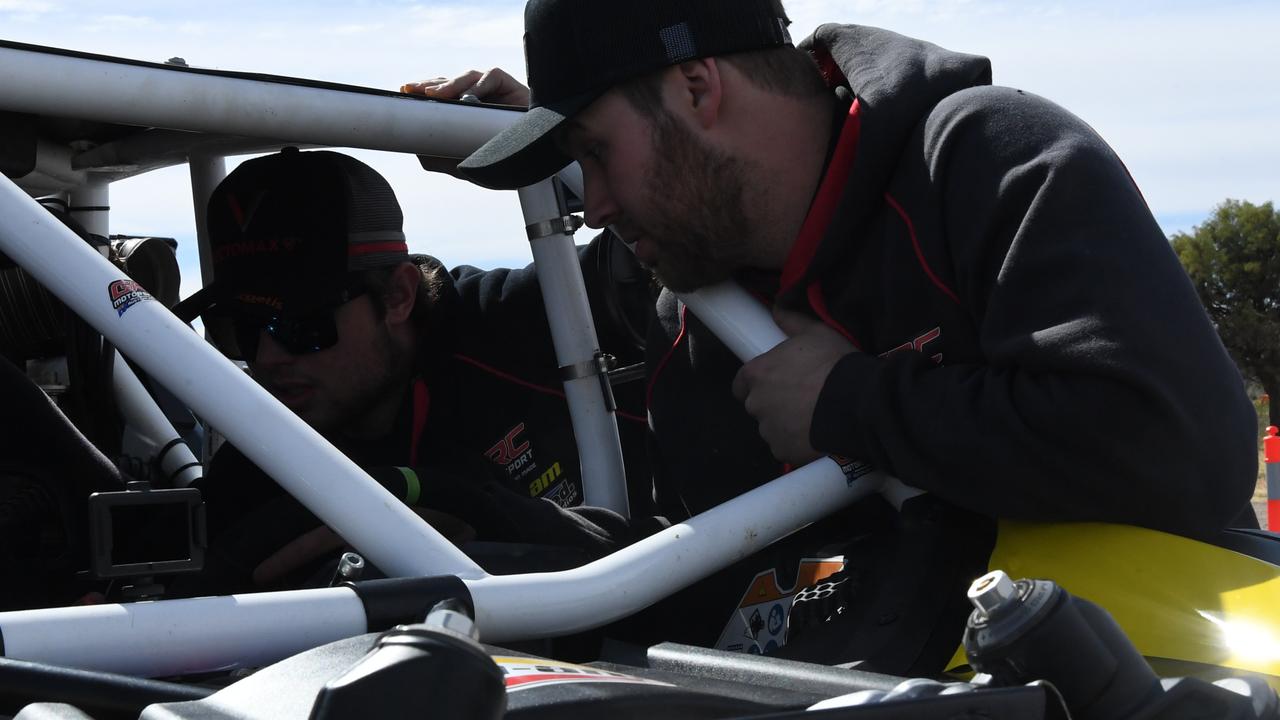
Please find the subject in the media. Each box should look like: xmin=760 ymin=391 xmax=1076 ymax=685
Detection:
xmin=457 ymin=0 xmax=793 ymax=190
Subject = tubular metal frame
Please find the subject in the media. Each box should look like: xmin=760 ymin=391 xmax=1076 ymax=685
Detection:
xmin=0 ymin=45 xmax=913 ymax=677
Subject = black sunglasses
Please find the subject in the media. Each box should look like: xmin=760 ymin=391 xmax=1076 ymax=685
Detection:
xmin=226 ymin=286 xmax=368 ymax=361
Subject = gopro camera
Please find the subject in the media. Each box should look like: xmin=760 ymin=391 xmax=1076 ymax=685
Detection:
xmin=88 ymin=482 xmax=205 ymax=579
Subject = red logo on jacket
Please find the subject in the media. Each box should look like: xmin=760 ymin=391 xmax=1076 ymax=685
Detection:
xmin=486 ymin=423 xmax=531 ymax=467
xmin=879 ymin=327 xmax=943 ymax=365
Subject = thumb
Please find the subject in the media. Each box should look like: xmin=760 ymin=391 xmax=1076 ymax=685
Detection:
xmin=773 ymin=307 xmax=821 ymax=337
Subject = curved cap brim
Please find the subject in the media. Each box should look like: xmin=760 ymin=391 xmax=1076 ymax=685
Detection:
xmin=457 ymin=92 xmax=599 ymax=190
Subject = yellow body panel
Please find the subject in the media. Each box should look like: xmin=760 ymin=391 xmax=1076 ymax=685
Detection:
xmin=946 ymin=522 xmax=1280 ymax=683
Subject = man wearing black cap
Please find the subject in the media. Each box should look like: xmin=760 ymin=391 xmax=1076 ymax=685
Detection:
xmin=446 ymin=0 xmax=1258 ymax=671
xmin=175 ymin=148 xmax=656 ymax=591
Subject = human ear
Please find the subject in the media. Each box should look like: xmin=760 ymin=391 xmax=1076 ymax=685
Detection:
xmin=381 ymin=261 xmax=420 ymax=325
xmin=674 ymin=58 xmax=723 ymax=129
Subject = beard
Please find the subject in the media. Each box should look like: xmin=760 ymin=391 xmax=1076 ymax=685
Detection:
xmin=638 ymin=110 xmax=757 ymax=292
xmin=326 ymin=323 xmax=413 ymax=437
xmin=254 ymin=319 xmax=413 ymax=439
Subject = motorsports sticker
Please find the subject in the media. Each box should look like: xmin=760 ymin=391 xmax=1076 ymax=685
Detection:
xmin=714 ymin=557 xmax=845 ymax=655
xmin=493 ymin=656 xmax=673 ymax=692
xmin=108 ymin=279 xmax=151 ymax=317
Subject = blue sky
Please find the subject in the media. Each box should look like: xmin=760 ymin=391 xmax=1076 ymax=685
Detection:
xmin=3 ymin=0 xmax=1277 ymax=298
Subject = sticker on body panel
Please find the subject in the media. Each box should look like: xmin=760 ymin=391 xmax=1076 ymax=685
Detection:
xmin=714 ymin=557 xmax=845 ymax=654
xmin=108 ymin=279 xmax=151 ymax=317
xmin=494 ymin=656 xmax=673 ymax=692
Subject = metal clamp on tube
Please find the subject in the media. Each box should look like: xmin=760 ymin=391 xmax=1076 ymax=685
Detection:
xmin=560 ymin=352 xmax=619 ymax=412
xmin=518 ymin=177 xmax=630 ymax=517
xmin=526 ymin=214 xmax=584 ymax=241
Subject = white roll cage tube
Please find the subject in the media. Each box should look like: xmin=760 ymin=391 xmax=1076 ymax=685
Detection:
xmin=187 ymin=153 xmax=229 ymax=288
xmin=518 ymin=178 xmax=630 ymax=516
xmin=112 ymin=352 xmax=204 ymax=488
xmin=0 ymin=55 xmax=917 ymax=676
xmin=0 ymin=588 xmax=367 ymax=678
xmin=0 ymin=43 xmax=515 ymax=159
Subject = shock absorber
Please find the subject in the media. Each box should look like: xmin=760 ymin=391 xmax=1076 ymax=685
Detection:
xmin=963 ymin=569 xmax=1280 ymax=720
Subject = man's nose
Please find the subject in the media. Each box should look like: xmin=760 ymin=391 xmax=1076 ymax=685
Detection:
xmin=582 ymin=171 xmax=620 ymax=229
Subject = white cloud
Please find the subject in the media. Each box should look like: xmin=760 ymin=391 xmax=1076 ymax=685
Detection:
xmin=88 ymin=13 xmax=158 ymax=29
xmin=0 ymin=0 xmax=54 ymax=11
xmin=405 ymin=4 xmax=526 ymax=49
xmin=323 ymin=22 xmax=387 ymax=36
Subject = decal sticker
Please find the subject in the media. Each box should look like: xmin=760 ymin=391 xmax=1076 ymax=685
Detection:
xmin=108 ymin=279 xmax=151 ymax=317
xmin=543 ymin=478 xmax=580 ymax=509
xmin=486 ymin=423 xmax=537 ymax=482
xmin=486 ymin=423 xmax=531 ymax=466
xmin=493 ymin=656 xmax=673 ymax=692
xmin=714 ymin=557 xmax=845 ymax=655
xmin=528 ymin=461 xmax=563 ymax=497
xmin=831 ymin=456 xmax=875 ymax=485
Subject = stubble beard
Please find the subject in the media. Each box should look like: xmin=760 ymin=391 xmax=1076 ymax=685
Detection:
xmin=641 ymin=110 xmax=757 ymax=293
xmin=304 ymin=323 xmax=413 ymax=439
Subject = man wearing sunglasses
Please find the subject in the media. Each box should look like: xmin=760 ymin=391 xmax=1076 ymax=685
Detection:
xmin=174 ymin=148 xmax=657 ymax=591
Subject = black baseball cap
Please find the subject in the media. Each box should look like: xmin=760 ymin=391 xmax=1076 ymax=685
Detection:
xmin=457 ymin=0 xmax=793 ymax=190
xmin=175 ymin=148 xmax=409 ymax=325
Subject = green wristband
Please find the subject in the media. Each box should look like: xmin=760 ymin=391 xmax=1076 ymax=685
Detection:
xmin=397 ymin=466 xmax=421 ymax=505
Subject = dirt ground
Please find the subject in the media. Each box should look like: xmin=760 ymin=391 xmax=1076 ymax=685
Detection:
xmin=1248 ymin=399 xmax=1272 ymax=529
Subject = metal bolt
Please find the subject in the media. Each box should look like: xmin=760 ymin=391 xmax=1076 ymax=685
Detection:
xmin=425 ymin=600 xmax=478 ymax=640
xmin=332 ymin=552 xmax=365 ymax=584
xmin=968 ymin=569 xmax=1019 ymax=616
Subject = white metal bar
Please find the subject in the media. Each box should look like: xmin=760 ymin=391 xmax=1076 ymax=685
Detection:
xmin=0 ymin=587 xmax=366 ymax=677
xmin=188 ymin=154 xmax=227 ymax=288
xmin=113 ymin=351 xmax=203 ymax=487
xmin=68 ymin=180 xmax=109 ymax=238
xmin=468 ymin=457 xmax=888 ymax=641
xmin=0 ymin=458 xmax=884 ymax=675
xmin=680 ymin=284 xmax=789 ymax=360
xmin=0 ymin=172 xmax=486 ymax=580
xmin=680 ymin=285 xmax=922 ymax=508
xmin=518 ymin=179 xmax=629 ymax=516
xmin=0 ymin=45 xmax=519 ymax=159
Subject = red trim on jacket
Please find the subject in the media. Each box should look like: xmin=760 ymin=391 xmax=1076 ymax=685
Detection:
xmin=452 ymin=353 xmax=647 ymax=425
xmin=884 ymin=193 xmax=961 ymax=305
xmin=647 ymin=304 xmax=689 ymax=413
xmin=779 ymin=98 xmax=863 ymax=297
xmin=349 ymin=241 xmax=409 ymax=257
xmin=812 ymin=47 xmax=848 ymax=88
xmin=806 ymin=283 xmax=862 ymax=350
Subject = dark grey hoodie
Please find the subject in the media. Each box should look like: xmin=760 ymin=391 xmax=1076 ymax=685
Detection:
xmin=641 ymin=23 xmax=1257 ymax=671
xmin=780 ymin=24 xmax=1256 ymax=538
xmin=653 ymin=24 xmax=1256 ymax=540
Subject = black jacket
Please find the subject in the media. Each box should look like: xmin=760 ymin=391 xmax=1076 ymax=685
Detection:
xmin=651 ymin=23 xmax=1255 ymax=540
xmin=795 ymin=24 xmax=1255 ymax=538
xmin=641 ymin=24 xmax=1256 ymax=670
